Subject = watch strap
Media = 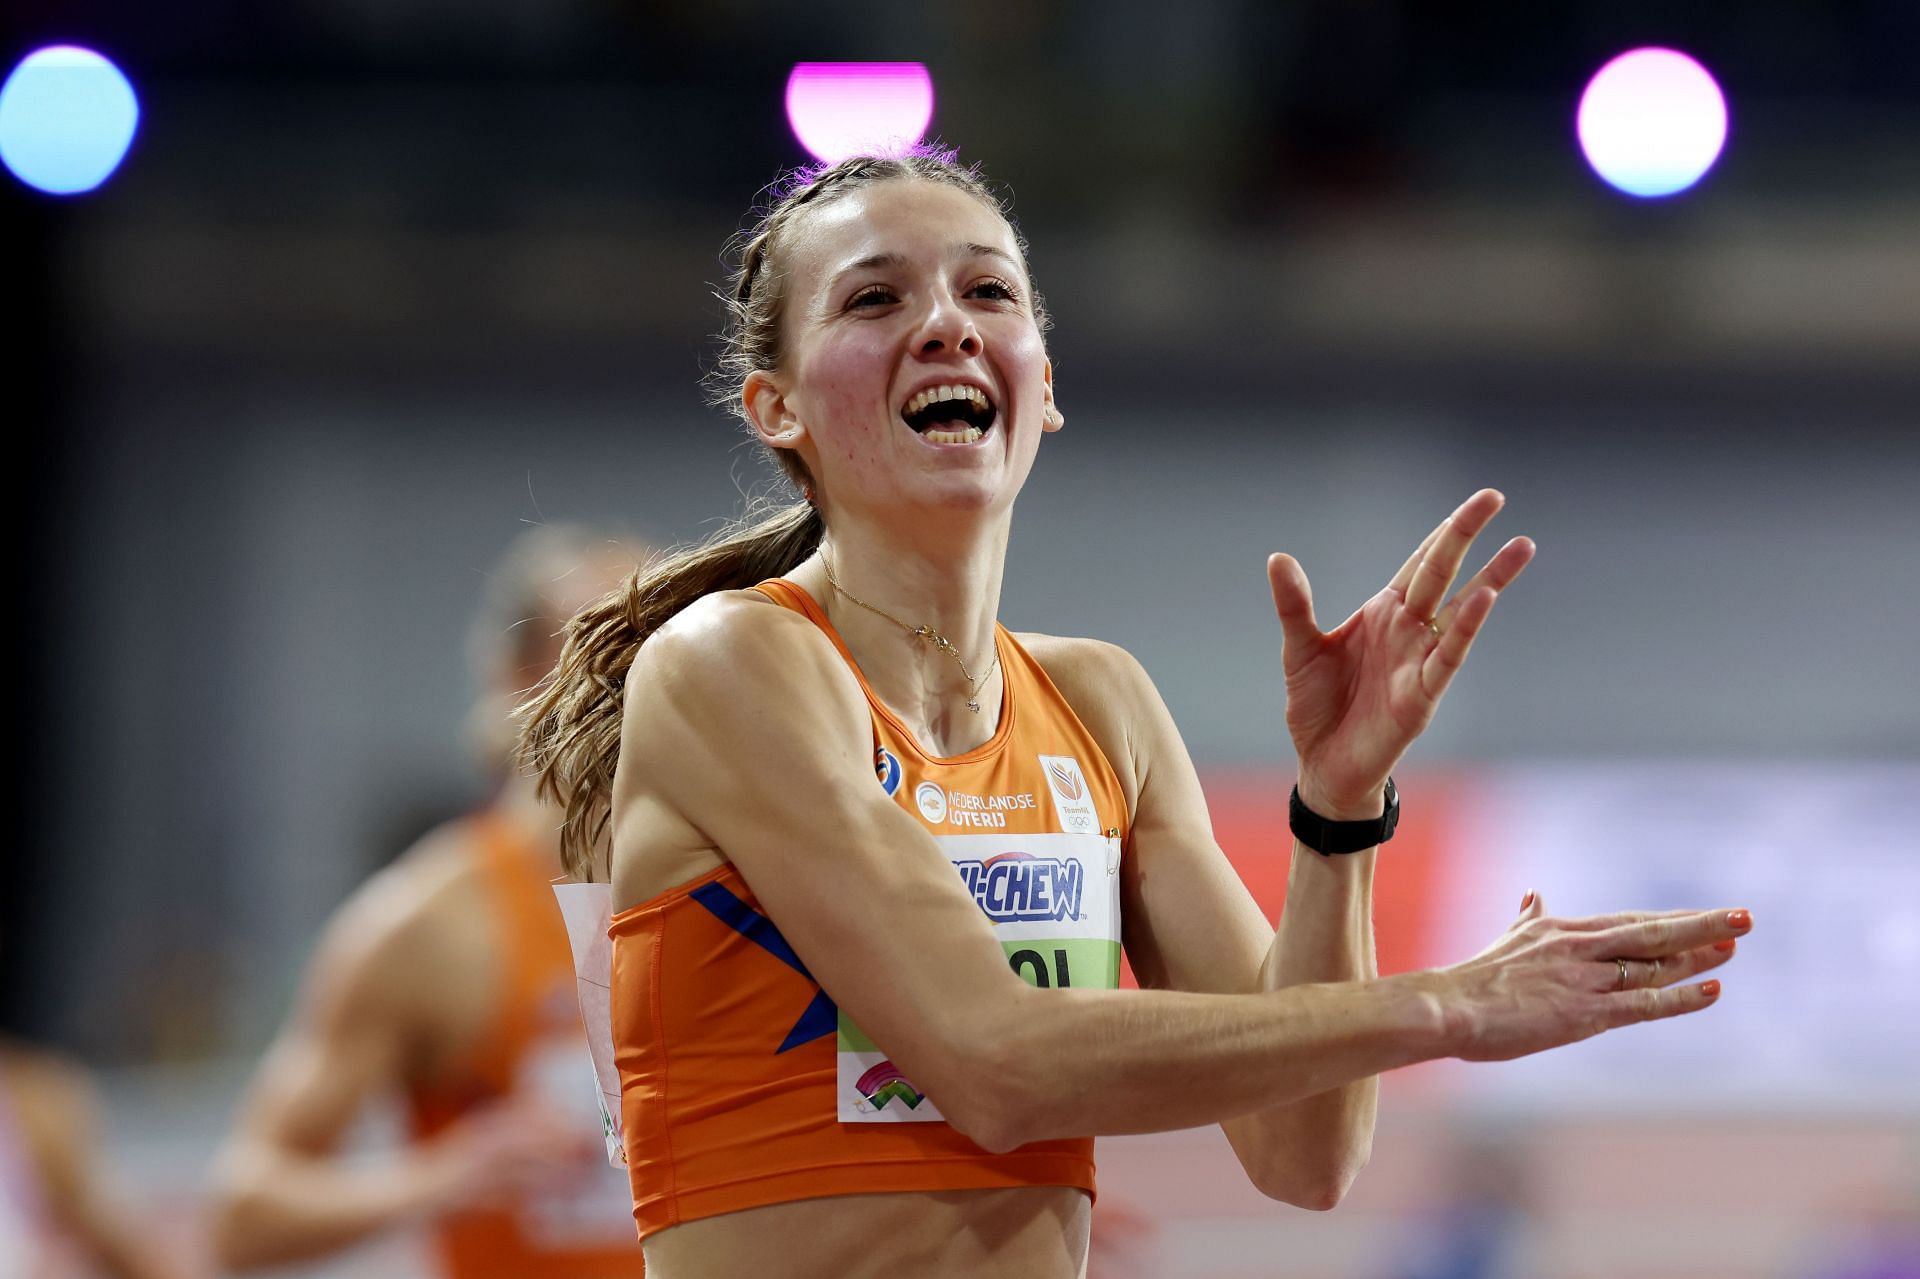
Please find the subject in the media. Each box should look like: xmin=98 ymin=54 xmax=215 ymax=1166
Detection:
xmin=1289 ymin=776 xmax=1399 ymax=856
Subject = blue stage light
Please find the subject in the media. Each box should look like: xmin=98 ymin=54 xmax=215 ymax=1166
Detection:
xmin=0 ymin=46 xmax=141 ymax=196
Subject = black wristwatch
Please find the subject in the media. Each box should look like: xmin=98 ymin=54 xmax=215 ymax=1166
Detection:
xmin=1289 ymin=777 xmax=1399 ymax=856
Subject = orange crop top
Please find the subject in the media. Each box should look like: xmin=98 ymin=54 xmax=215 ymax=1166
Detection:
xmin=608 ymin=579 xmax=1132 ymax=1239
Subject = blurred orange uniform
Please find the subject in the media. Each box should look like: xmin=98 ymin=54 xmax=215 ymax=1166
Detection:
xmin=407 ymin=813 xmax=643 ymax=1276
xmin=609 ymin=578 xmax=1131 ymax=1240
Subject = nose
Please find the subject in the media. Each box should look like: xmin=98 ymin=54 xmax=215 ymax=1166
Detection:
xmin=913 ymin=288 xmax=980 ymax=358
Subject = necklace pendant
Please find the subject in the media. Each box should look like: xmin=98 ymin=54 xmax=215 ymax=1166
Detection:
xmin=967 ymin=699 xmax=981 ymax=713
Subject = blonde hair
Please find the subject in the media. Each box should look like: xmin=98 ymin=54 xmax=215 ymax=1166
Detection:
xmin=517 ymin=148 xmax=1045 ymax=880
xmin=466 ymin=523 xmax=638 ymax=773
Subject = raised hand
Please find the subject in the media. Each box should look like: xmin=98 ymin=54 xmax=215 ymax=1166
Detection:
xmin=1268 ymin=488 xmax=1535 ymax=819
xmin=1436 ymin=894 xmax=1751 ymax=1062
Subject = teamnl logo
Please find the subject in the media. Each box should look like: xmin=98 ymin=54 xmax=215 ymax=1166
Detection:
xmin=954 ymin=851 xmax=1084 ymax=924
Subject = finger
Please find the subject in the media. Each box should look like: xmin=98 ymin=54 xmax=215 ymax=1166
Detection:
xmin=1266 ymin=553 xmax=1323 ymax=657
xmin=1650 ymin=940 xmax=1738 ymax=988
xmin=1420 ymin=587 xmax=1496 ymax=699
xmin=1558 ymin=907 xmax=1711 ymax=933
xmin=1404 ymin=489 xmax=1504 ymax=622
xmin=1387 ymin=519 xmax=1448 ymax=597
xmin=1605 ymin=941 xmax=1737 ymax=993
xmin=1434 ymin=536 xmax=1536 ymax=632
xmin=1579 ymin=909 xmax=1753 ymax=960
xmin=1606 ymin=979 xmax=1722 ymax=1029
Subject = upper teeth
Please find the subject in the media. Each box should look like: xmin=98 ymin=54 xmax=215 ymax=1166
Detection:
xmin=903 ymin=385 xmax=990 ymax=418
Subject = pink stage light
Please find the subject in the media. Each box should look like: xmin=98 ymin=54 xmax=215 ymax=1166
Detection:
xmin=1577 ymin=47 xmax=1728 ymax=198
xmin=785 ymin=63 xmax=934 ymax=164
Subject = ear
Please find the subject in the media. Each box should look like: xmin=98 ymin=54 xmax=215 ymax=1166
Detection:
xmin=743 ymin=370 xmax=808 ymax=450
xmin=1041 ymin=360 xmax=1064 ymax=433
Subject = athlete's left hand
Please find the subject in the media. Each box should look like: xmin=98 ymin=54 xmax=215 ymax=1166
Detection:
xmin=1267 ymin=488 xmax=1534 ymax=820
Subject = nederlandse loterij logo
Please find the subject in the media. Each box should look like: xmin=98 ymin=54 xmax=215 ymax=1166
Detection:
xmin=856 ymin=1060 xmax=924 ymax=1111
xmin=954 ymin=851 xmax=1084 ymax=923
xmin=914 ymin=780 xmax=948 ymax=824
xmin=875 ymin=748 xmax=903 ymax=796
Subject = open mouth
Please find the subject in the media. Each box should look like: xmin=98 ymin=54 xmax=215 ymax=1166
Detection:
xmin=900 ymin=384 xmax=997 ymax=444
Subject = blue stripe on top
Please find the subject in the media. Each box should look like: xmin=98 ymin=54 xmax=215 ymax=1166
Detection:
xmin=690 ymin=879 xmax=837 ymax=1054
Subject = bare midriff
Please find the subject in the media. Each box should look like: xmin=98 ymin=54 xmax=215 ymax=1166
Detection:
xmin=640 ymin=1185 xmax=1091 ymax=1279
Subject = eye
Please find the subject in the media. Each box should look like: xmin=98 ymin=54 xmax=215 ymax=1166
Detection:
xmin=968 ymin=277 xmax=1020 ymax=303
xmin=847 ymin=284 xmax=898 ymax=309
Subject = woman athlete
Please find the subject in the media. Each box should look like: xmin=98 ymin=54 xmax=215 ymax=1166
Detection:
xmin=520 ymin=149 xmax=1751 ymax=1279
xmin=211 ymin=527 xmax=645 ymax=1278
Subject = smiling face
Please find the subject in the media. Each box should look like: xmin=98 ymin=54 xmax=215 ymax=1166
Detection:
xmin=743 ymin=178 xmax=1058 ymax=528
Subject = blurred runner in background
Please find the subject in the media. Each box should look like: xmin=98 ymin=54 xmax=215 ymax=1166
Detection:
xmin=0 ymin=1037 xmax=196 ymax=1279
xmin=209 ymin=525 xmax=649 ymax=1278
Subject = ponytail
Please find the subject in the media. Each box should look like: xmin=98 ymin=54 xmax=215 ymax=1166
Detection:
xmin=516 ymin=497 xmax=824 ymax=880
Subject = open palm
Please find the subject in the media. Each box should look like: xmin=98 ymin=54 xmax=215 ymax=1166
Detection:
xmin=1269 ymin=489 xmax=1535 ymax=819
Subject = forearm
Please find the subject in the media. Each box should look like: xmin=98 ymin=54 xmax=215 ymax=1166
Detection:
xmin=1270 ymin=841 xmax=1378 ymax=985
xmin=954 ymin=965 xmax=1443 ymax=1153
xmin=1220 ymin=841 xmax=1381 ymax=1204
xmin=52 ymin=1161 xmax=199 ymax=1279
xmin=210 ymin=1142 xmax=452 ymax=1270
xmin=87 ymin=1218 xmax=198 ymax=1279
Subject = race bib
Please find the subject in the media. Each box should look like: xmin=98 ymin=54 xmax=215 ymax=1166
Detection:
xmin=837 ymin=830 xmax=1122 ymax=1122
xmin=552 ymin=882 xmax=625 ymax=1166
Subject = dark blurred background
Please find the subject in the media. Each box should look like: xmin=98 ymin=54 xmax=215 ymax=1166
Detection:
xmin=3 ymin=2 xmax=1916 ymax=1275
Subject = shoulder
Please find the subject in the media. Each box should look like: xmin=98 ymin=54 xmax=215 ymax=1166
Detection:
xmin=626 ymin=588 xmax=868 ymax=737
xmin=1016 ymin=632 xmax=1151 ymax=694
xmin=297 ymin=823 xmax=491 ymax=1029
xmin=329 ymin=823 xmax=477 ymax=959
xmin=1016 ymin=632 xmax=1159 ymax=727
xmin=643 ymin=587 xmax=831 ymax=669
xmin=1014 ymin=633 xmax=1161 ymax=794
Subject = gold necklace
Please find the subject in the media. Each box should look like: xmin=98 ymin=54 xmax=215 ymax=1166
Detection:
xmin=821 ymin=550 xmax=1001 ymax=713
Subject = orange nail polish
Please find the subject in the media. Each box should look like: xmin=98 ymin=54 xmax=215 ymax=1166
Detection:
xmin=1521 ymin=891 xmax=1535 ymax=911
xmin=1728 ymin=910 xmax=1751 ymax=931
xmin=1700 ymin=981 xmax=1721 ymax=998
xmin=1713 ymin=940 xmax=1737 ymax=953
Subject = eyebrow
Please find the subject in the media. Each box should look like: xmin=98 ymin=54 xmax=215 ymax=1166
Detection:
xmin=830 ymin=243 xmax=1021 ymax=285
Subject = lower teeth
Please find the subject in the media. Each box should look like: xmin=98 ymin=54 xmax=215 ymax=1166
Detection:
xmin=923 ymin=426 xmax=983 ymax=444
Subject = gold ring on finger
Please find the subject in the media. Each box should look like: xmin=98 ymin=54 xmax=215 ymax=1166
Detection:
xmin=1616 ymin=957 xmax=1630 ymax=991
xmin=1425 ymin=618 xmax=1442 ymax=640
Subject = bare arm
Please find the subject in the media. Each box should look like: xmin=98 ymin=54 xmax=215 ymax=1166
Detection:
xmin=1035 ymin=635 xmax=1382 ymax=1207
xmin=612 ymin=594 xmax=1744 ymax=1156
xmin=1238 ymin=838 xmax=1378 ymax=1206
xmin=206 ymin=862 xmax=566 ymax=1269
xmin=15 ymin=1056 xmax=198 ymax=1279
xmin=207 ymin=875 xmax=457 ymax=1268
xmin=1186 ymin=487 xmax=1735 ymax=1207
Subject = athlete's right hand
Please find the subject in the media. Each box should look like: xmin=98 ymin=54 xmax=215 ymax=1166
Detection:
xmin=421 ymin=1097 xmax=599 ymax=1212
xmin=1434 ymin=894 xmax=1751 ymax=1063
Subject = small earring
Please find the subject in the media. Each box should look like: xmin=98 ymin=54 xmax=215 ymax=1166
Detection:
xmin=802 ymin=483 xmax=815 ymax=503
xmin=1043 ymin=405 xmax=1064 ymax=427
